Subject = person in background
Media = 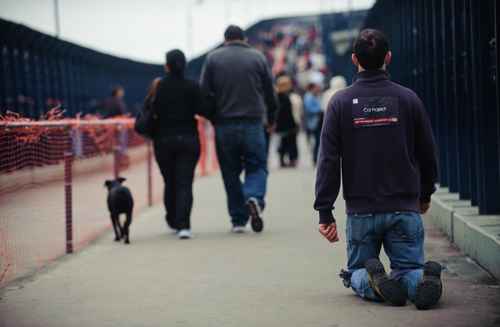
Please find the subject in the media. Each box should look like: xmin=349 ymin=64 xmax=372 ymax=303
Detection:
xmin=264 ymin=122 xmax=272 ymax=163
xmin=100 ymin=85 xmax=129 ymax=167
xmin=289 ymin=78 xmax=304 ymax=163
xmin=321 ymin=75 xmax=347 ymax=112
xmin=303 ymin=79 xmax=323 ymax=165
xmin=152 ymin=49 xmax=210 ymax=240
xmin=200 ymin=25 xmax=278 ymax=234
xmin=101 ymin=86 xmax=127 ymax=118
xmin=275 ymin=75 xmax=299 ymax=168
xmin=289 ymin=83 xmax=304 ymax=131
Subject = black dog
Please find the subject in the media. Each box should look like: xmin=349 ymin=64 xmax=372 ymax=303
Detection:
xmin=104 ymin=177 xmax=134 ymax=244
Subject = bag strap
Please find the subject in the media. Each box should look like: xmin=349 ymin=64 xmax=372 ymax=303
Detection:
xmin=144 ymin=77 xmax=162 ymax=114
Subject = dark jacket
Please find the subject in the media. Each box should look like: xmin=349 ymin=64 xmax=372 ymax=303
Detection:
xmin=314 ymin=70 xmax=438 ymax=224
xmin=276 ymin=93 xmax=297 ymax=133
xmin=200 ymin=41 xmax=278 ymax=124
xmin=153 ymin=74 xmax=209 ymax=137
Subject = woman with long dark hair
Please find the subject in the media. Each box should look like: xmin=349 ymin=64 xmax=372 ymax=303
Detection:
xmin=152 ymin=49 xmax=210 ymax=239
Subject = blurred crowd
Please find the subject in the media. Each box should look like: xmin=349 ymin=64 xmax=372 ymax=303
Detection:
xmin=252 ymin=23 xmax=327 ymax=89
xmin=250 ymin=22 xmax=347 ymax=167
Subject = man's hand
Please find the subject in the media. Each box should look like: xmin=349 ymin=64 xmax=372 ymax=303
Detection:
xmin=319 ymin=223 xmax=339 ymax=243
xmin=420 ymin=201 xmax=431 ymax=214
xmin=266 ymin=123 xmax=276 ymax=134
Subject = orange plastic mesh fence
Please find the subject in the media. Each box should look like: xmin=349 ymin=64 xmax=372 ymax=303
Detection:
xmin=0 ymin=114 xmax=217 ymax=287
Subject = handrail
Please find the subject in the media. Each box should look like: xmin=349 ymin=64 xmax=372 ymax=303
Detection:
xmin=0 ymin=118 xmax=134 ymax=128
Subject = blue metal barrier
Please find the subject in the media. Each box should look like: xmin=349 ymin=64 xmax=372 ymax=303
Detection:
xmin=362 ymin=0 xmax=500 ymax=215
xmin=0 ymin=18 xmax=164 ymax=118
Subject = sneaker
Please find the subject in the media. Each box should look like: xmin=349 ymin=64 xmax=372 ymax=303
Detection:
xmin=165 ymin=214 xmax=178 ymax=231
xmin=339 ymin=269 xmax=352 ymax=288
xmin=231 ymin=225 xmax=246 ymax=234
xmin=247 ymin=197 xmax=264 ymax=233
xmin=415 ymin=261 xmax=443 ymax=310
xmin=365 ymin=258 xmax=407 ymax=306
xmin=177 ymin=229 xmax=192 ymax=239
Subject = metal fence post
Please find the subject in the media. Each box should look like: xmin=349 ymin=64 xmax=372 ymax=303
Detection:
xmin=113 ymin=125 xmax=120 ymax=179
xmin=147 ymin=140 xmax=153 ymax=207
xmin=113 ymin=146 xmax=120 ymax=179
xmin=64 ymin=151 xmax=73 ymax=254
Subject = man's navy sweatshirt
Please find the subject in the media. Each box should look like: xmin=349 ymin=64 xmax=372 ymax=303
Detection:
xmin=314 ymin=70 xmax=438 ymax=224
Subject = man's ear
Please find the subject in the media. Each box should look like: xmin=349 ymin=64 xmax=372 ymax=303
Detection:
xmin=351 ymin=53 xmax=359 ymax=68
xmin=104 ymin=180 xmax=112 ymax=188
xmin=164 ymin=64 xmax=169 ymax=73
xmin=385 ymin=51 xmax=392 ymax=67
xmin=117 ymin=177 xmax=126 ymax=184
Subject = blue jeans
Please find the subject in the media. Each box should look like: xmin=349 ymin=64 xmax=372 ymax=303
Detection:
xmin=215 ymin=122 xmax=268 ymax=226
xmin=347 ymin=212 xmax=425 ymax=302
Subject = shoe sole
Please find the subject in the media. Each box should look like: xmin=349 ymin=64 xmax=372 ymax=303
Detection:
xmin=365 ymin=259 xmax=407 ymax=306
xmin=415 ymin=278 xmax=442 ymax=310
xmin=415 ymin=262 xmax=443 ymax=310
xmin=247 ymin=200 xmax=264 ymax=233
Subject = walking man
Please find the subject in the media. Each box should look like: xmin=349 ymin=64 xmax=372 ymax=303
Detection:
xmin=314 ymin=29 xmax=442 ymax=309
xmin=201 ymin=25 xmax=278 ymax=233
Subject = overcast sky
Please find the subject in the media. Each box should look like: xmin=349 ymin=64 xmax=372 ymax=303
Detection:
xmin=0 ymin=0 xmax=375 ymax=64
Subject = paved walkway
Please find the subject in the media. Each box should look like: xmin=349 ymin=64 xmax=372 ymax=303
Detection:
xmin=1 ymin=167 xmax=499 ymax=327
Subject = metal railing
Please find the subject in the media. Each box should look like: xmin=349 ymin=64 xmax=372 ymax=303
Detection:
xmin=362 ymin=0 xmax=500 ymax=215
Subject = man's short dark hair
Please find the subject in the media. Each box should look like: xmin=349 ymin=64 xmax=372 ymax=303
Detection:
xmin=353 ymin=29 xmax=389 ymax=70
xmin=224 ymin=25 xmax=245 ymax=42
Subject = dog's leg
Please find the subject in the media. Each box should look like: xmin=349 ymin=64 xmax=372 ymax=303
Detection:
xmin=123 ymin=212 xmax=132 ymax=244
xmin=111 ymin=214 xmax=121 ymax=241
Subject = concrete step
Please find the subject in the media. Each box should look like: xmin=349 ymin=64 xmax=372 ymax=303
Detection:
xmin=429 ymin=188 xmax=500 ymax=280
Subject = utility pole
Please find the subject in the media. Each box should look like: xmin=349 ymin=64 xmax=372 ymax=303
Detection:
xmin=186 ymin=0 xmax=204 ymax=58
xmin=348 ymin=0 xmax=353 ymax=17
xmin=225 ymin=0 xmax=231 ymax=26
xmin=187 ymin=0 xmax=193 ymax=56
xmin=54 ymin=0 xmax=61 ymax=38
xmin=347 ymin=0 xmax=353 ymax=29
